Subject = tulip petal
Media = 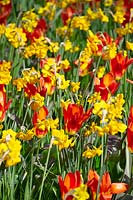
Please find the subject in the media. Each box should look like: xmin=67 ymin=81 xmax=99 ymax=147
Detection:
xmin=111 ymin=183 xmax=128 ymax=194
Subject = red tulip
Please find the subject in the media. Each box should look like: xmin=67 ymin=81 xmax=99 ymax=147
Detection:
xmin=58 ymin=171 xmax=82 ymax=200
xmin=0 ymin=84 xmax=12 ymax=122
xmin=0 ymin=2 xmax=12 ymax=24
xmin=94 ymin=72 xmax=120 ymax=101
xmin=23 ymin=18 xmax=47 ymax=42
xmin=110 ymin=53 xmax=133 ymax=80
xmin=127 ymin=106 xmax=133 ymax=152
xmin=63 ymin=103 xmax=92 ymax=134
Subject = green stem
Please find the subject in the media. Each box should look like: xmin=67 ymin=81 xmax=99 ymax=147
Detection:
xmin=56 ymin=146 xmax=61 ymax=174
xmin=38 ymin=140 xmax=52 ymax=200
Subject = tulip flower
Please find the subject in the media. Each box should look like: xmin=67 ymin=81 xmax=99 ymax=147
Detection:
xmin=58 ymin=171 xmax=82 ymax=200
xmin=0 ymin=84 xmax=12 ymax=122
xmin=32 ymin=106 xmax=49 ymax=137
xmin=63 ymin=103 xmax=92 ymax=134
xmin=110 ymin=53 xmax=133 ymax=80
xmin=0 ymin=1 xmax=12 ymax=24
xmin=94 ymin=72 xmax=120 ymax=101
xmin=127 ymin=105 xmax=133 ymax=152
xmin=87 ymin=169 xmax=128 ymax=200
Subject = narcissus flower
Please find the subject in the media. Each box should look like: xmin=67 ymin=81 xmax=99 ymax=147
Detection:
xmin=70 ymin=82 xmax=80 ymax=93
xmin=16 ymin=129 xmax=35 ymax=141
xmin=82 ymin=145 xmax=102 ymax=159
xmin=0 ymin=61 xmax=12 ymax=85
xmin=5 ymin=23 xmax=27 ymax=48
xmin=52 ymin=129 xmax=75 ymax=150
xmin=71 ymin=16 xmax=90 ymax=31
xmin=63 ymin=103 xmax=92 ymax=134
xmin=0 ymin=129 xmax=22 ymax=167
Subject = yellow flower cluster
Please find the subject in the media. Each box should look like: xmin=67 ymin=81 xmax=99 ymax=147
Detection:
xmin=35 ymin=118 xmax=59 ymax=138
xmin=52 ymin=129 xmax=75 ymax=150
xmin=82 ymin=145 xmax=102 ymax=159
xmin=0 ymin=129 xmax=21 ymax=167
xmin=116 ymin=22 xmax=133 ymax=36
xmin=70 ymin=16 xmax=90 ymax=31
xmin=38 ymin=2 xmax=56 ymax=21
xmin=88 ymin=92 xmax=101 ymax=104
xmin=17 ymin=129 xmax=35 ymax=141
xmin=113 ymin=11 xmax=125 ymax=24
xmin=24 ymin=36 xmax=49 ymax=58
xmin=56 ymin=73 xmax=70 ymax=90
xmin=87 ymin=94 xmax=127 ymax=136
xmin=71 ymin=82 xmax=80 ymax=93
xmin=87 ymin=8 xmax=109 ymax=22
xmin=58 ymin=59 xmax=71 ymax=71
xmin=126 ymin=41 xmax=133 ymax=51
xmin=97 ymin=66 xmax=105 ymax=78
xmin=5 ymin=23 xmax=27 ymax=48
xmin=30 ymin=93 xmax=44 ymax=110
xmin=0 ymin=0 xmax=10 ymax=5
xmin=49 ymin=41 xmax=59 ymax=53
xmin=13 ymin=67 xmax=40 ymax=91
xmin=56 ymin=25 xmax=73 ymax=38
xmin=0 ymin=61 xmax=12 ymax=85
xmin=104 ymin=0 xmax=113 ymax=7
xmin=21 ymin=10 xmax=38 ymax=32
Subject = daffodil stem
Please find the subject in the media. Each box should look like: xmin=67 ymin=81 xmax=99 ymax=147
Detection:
xmin=39 ymin=140 xmax=52 ymax=200
xmin=57 ymin=146 xmax=61 ymax=174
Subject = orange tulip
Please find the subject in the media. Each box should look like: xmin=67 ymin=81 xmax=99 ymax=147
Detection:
xmin=32 ymin=106 xmax=48 ymax=137
xmin=87 ymin=170 xmax=128 ymax=200
xmin=87 ymin=169 xmax=99 ymax=200
xmin=58 ymin=171 xmax=82 ymax=200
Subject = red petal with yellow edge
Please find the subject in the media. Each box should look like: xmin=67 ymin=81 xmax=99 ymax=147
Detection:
xmin=35 ymin=128 xmax=48 ymax=137
xmin=100 ymin=172 xmax=111 ymax=193
xmin=110 ymin=183 xmax=128 ymax=194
